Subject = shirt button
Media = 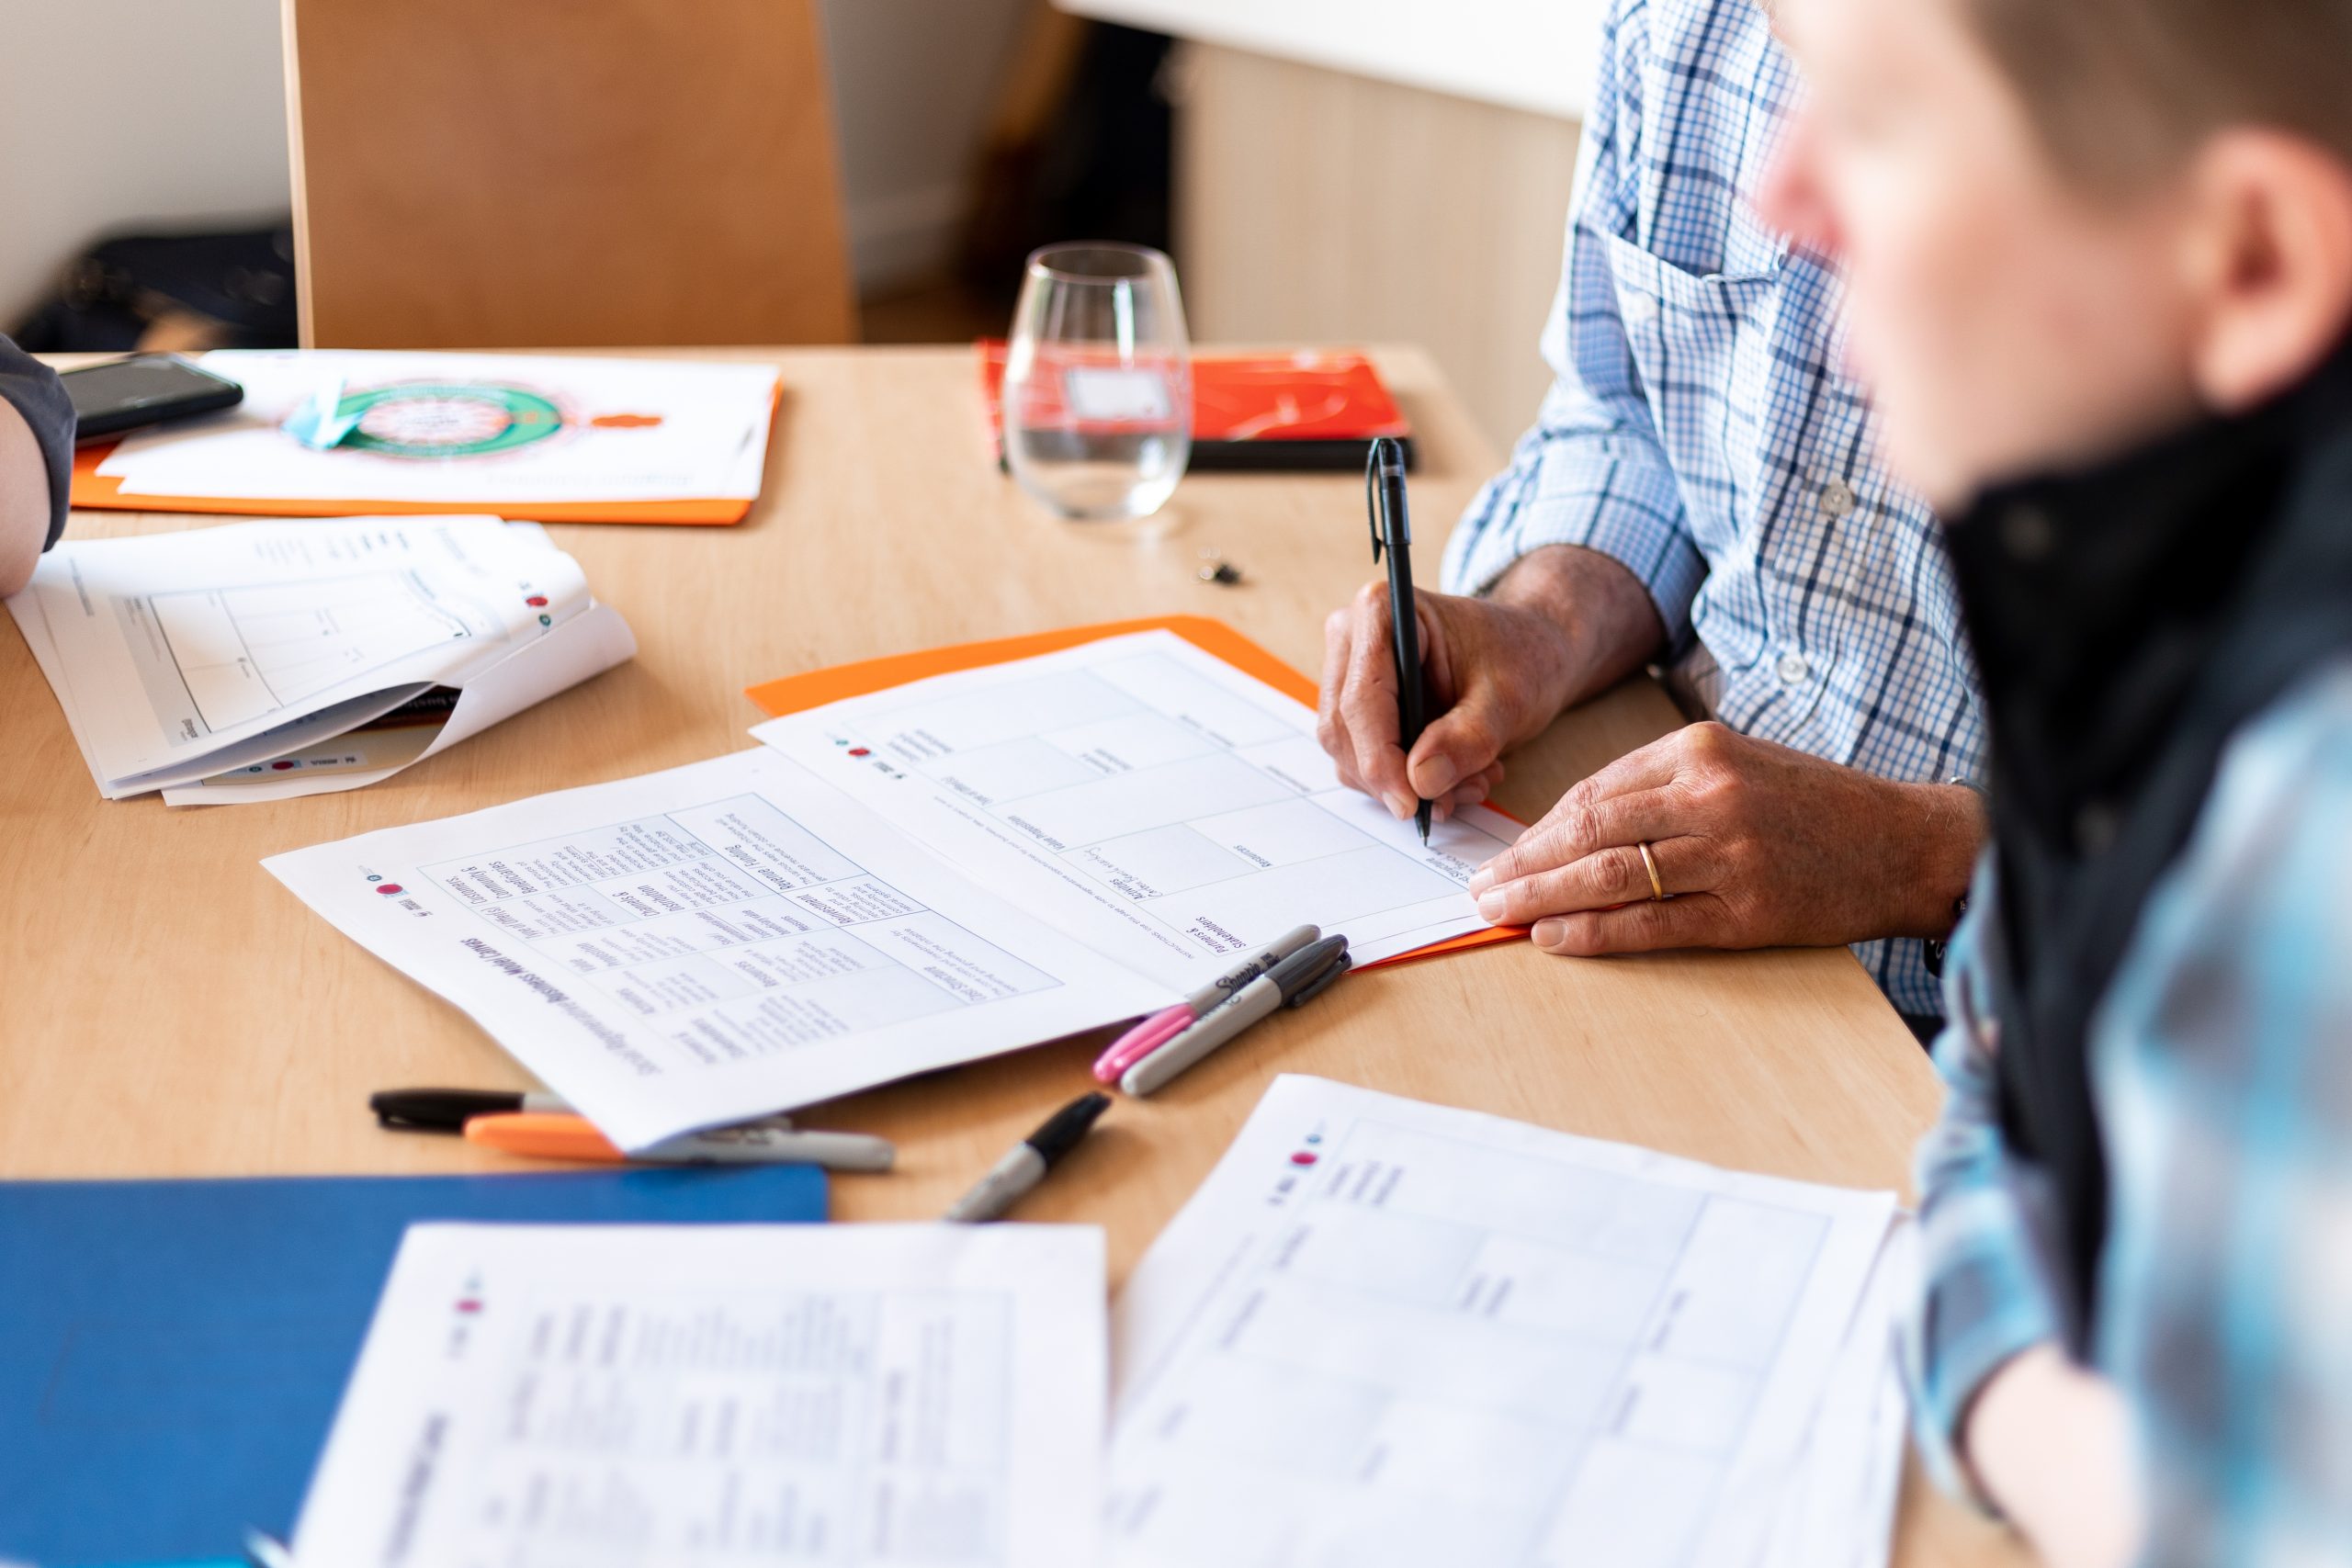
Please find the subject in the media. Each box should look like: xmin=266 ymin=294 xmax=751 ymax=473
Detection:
xmin=1777 ymin=651 xmax=1811 ymax=684
xmin=1820 ymin=479 xmax=1857 ymax=520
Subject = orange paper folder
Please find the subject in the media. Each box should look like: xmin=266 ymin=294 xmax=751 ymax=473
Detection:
xmin=67 ymin=379 xmax=785 ymax=526
xmin=745 ymin=615 xmax=1519 ymax=966
xmin=978 ymin=342 xmax=1414 ymax=472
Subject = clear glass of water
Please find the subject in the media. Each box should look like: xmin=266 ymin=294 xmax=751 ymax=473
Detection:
xmin=1002 ymin=242 xmax=1192 ymax=521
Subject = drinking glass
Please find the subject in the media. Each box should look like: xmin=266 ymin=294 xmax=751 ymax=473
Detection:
xmin=1001 ymin=242 xmax=1192 ymax=521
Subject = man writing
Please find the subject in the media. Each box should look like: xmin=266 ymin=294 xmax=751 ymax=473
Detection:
xmin=1317 ymin=0 xmax=1985 ymax=1025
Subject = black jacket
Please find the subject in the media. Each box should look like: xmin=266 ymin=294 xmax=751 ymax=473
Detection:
xmin=1950 ymin=342 xmax=2352 ymax=1342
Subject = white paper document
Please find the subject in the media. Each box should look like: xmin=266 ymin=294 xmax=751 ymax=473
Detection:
xmin=1104 ymin=1076 xmax=1899 ymax=1568
xmin=293 ymin=1223 xmax=1106 ymax=1568
xmin=95 ymin=350 xmax=779 ymax=505
xmin=273 ymin=632 xmax=1523 ymax=1142
xmin=6 ymin=517 xmax=633 ymax=802
xmin=1756 ymin=1222 xmax=1915 ymax=1568
xmin=265 ymin=749 xmax=1167 ymax=1148
xmin=752 ymin=630 xmax=1521 ymax=988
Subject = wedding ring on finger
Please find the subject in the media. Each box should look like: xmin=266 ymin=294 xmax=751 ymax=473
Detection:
xmin=1637 ymin=840 xmax=1667 ymax=902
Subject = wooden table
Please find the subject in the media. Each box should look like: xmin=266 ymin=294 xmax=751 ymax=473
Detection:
xmin=0 ymin=346 xmax=2023 ymax=1567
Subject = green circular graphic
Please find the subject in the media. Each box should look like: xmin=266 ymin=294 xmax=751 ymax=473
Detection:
xmin=336 ymin=383 xmax=566 ymax=458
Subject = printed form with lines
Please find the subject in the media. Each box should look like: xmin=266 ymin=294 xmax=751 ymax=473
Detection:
xmin=6 ymin=516 xmax=628 ymax=799
xmin=1105 ymin=1077 xmax=1904 ymax=1568
xmin=751 ymin=629 xmax=1522 ymax=989
xmin=269 ymin=633 xmax=1521 ymax=1148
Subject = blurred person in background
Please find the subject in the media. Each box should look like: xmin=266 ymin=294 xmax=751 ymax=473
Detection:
xmin=1768 ymin=0 xmax=2352 ymax=1561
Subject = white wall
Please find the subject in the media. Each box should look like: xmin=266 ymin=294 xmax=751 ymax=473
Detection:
xmin=1058 ymin=0 xmax=1601 ymax=119
xmin=0 ymin=0 xmax=292 ymax=327
xmin=0 ymin=0 xmax=1034 ymax=330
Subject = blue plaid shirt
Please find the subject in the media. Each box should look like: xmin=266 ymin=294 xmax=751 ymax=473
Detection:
xmin=1911 ymin=661 xmax=2352 ymax=1562
xmin=1443 ymin=0 xmax=1984 ymax=1016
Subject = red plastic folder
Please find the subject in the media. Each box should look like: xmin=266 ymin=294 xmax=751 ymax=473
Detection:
xmin=977 ymin=342 xmax=1414 ymax=470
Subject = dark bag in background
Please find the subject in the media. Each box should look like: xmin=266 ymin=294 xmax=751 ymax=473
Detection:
xmin=11 ymin=225 xmax=299 ymax=355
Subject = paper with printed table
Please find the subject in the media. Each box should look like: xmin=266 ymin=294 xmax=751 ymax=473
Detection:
xmin=293 ymin=1223 xmax=1104 ymax=1568
xmin=268 ymin=620 xmax=1516 ymax=1149
xmin=6 ymin=515 xmax=634 ymax=803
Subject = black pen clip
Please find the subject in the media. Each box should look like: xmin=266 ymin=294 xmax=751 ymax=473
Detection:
xmin=1284 ymin=950 xmax=1351 ymax=1009
xmin=1364 ymin=436 xmax=1409 ymax=563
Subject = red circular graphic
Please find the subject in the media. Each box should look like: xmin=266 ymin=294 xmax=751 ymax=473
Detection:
xmin=848 ymin=747 xmax=872 ymax=758
xmin=377 ymin=884 xmax=404 ymax=896
xmin=1290 ymin=1152 xmax=1318 ymax=1167
xmin=271 ymin=760 xmax=298 ymax=771
xmin=526 ymin=595 xmax=548 ymax=607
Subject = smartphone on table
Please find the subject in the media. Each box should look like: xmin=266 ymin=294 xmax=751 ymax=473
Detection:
xmin=62 ymin=354 xmax=243 ymax=443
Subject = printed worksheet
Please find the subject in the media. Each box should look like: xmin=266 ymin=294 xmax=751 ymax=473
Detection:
xmin=1755 ymin=1223 xmax=1913 ymax=1568
xmin=752 ymin=631 xmax=1520 ymax=989
xmin=294 ymin=1223 xmax=1105 ymax=1568
xmin=96 ymin=351 xmax=778 ymax=504
xmin=1105 ymin=1077 xmax=1897 ymax=1568
xmin=265 ymin=749 xmax=1166 ymax=1149
xmin=7 ymin=516 xmax=605 ymax=794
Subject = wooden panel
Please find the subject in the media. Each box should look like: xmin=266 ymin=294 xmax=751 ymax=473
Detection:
xmin=8 ymin=344 xmax=2022 ymax=1568
xmin=283 ymin=0 xmax=857 ymax=349
xmin=1172 ymin=41 xmax=1580 ymax=457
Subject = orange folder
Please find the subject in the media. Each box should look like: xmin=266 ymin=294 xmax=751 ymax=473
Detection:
xmin=744 ymin=615 xmax=1523 ymax=967
xmin=66 ymin=378 xmax=785 ymax=526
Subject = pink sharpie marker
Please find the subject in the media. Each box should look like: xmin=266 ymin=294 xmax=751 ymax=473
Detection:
xmin=1092 ymin=924 xmax=1320 ymax=1083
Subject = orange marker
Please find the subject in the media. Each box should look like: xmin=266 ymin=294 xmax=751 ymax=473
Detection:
xmin=464 ymin=1111 xmax=894 ymax=1171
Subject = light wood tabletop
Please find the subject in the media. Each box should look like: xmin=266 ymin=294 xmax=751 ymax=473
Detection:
xmin=0 ymin=344 xmax=2025 ymax=1568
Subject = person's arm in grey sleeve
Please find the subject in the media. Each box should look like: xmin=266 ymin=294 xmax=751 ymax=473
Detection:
xmin=0 ymin=333 xmax=74 ymax=596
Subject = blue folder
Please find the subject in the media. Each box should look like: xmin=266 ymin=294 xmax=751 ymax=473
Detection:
xmin=0 ymin=1166 xmax=827 ymax=1566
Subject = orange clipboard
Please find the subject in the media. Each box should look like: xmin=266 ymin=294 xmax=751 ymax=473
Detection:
xmin=744 ymin=615 xmax=1523 ymax=967
xmin=66 ymin=378 xmax=783 ymax=526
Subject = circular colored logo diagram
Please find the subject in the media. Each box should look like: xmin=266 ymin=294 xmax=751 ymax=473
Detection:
xmin=335 ymin=383 xmax=566 ymax=459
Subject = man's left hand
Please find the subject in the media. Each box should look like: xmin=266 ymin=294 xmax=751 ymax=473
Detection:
xmin=1464 ymin=721 xmax=1984 ymax=955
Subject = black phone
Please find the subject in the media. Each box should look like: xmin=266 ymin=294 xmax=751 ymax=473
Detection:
xmin=62 ymin=354 xmax=243 ymax=443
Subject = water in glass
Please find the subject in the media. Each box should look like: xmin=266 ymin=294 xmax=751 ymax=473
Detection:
xmin=1002 ymin=243 xmax=1192 ymax=521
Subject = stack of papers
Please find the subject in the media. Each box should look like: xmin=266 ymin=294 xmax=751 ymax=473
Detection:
xmin=127 ymin=1081 xmax=1912 ymax=1566
xmin=1103 ymin=1076 xmax=1910 ymax=1568
xmin=265 ymin=632 xmax=1522 ymax=1146
xmin=0 ymin=1166 xmax=826 ymax=1566
xmin=73 ymin=350 xmax=783 ymax=525
xmin=290 ymin=1223 xmax=1105 ymax=1568
xmin=6 ymin=516 xmax=635 ymax=804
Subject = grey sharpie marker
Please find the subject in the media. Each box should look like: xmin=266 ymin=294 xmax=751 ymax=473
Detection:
xmin=943 ymin=1091 xmax=1110 ymax=1223
xmin=1123 ymin=936 xmax=1351 ymax=1098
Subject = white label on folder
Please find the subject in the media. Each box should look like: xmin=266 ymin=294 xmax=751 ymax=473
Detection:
xmin=1063 ymin=367 xmax=1174 ymax=422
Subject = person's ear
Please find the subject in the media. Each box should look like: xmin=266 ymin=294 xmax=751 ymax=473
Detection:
xmin=2179 ymin=130 xmax=2352 ymax=412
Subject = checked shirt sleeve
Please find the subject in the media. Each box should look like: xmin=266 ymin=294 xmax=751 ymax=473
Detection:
xmin=2091 ymin=668 xmax=2352 ymax=1563
xmin=1441 ymin=0 xmax=1706 ymax=645
xmin=1903 ymin=869 xmax=2064 ymax=1511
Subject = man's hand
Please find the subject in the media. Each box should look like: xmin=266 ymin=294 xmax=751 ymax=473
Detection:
xmin=1316 ymin=544 xmax=1664 ymax=823
xmin=1466 ymin=721 xmax=1984 ymax=953
xmin=1963 ymin=1345 xmax=2143 ymax=1568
